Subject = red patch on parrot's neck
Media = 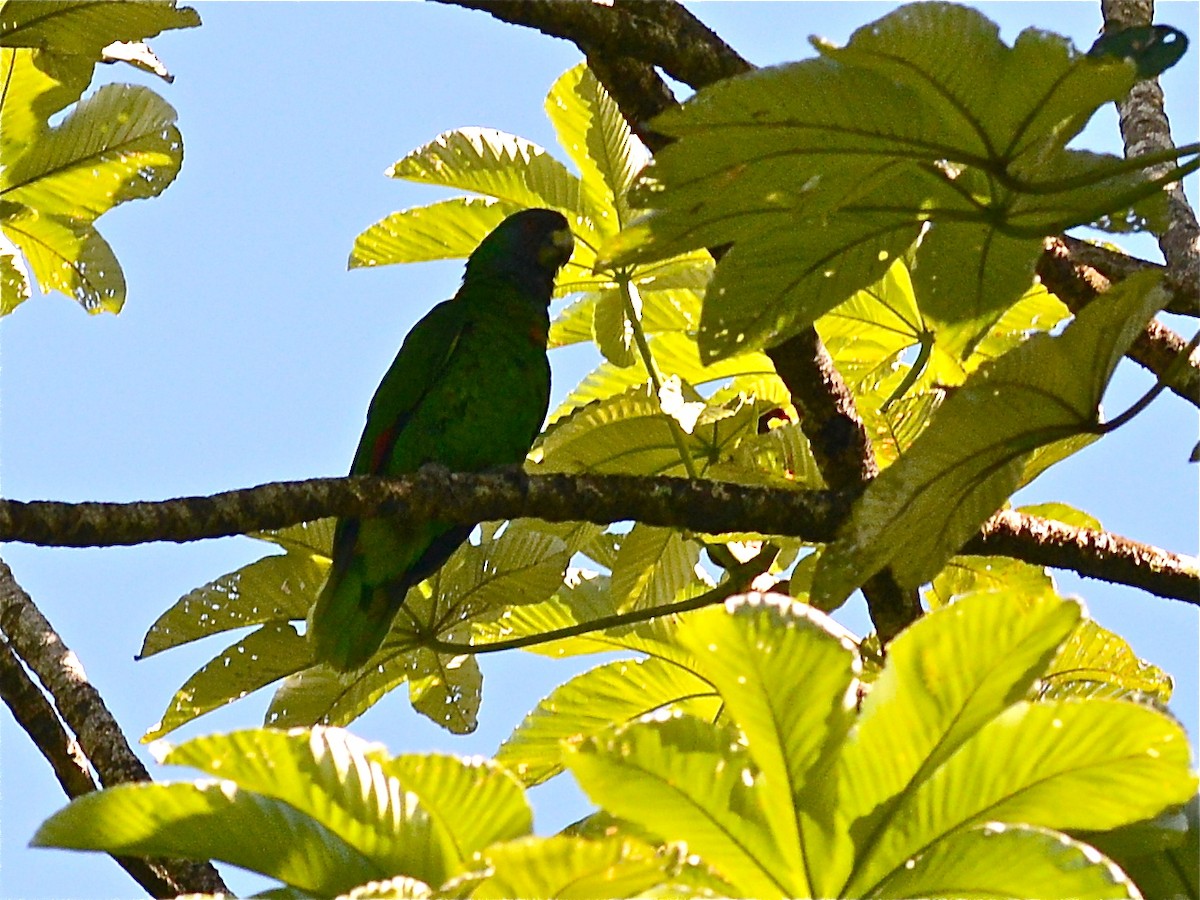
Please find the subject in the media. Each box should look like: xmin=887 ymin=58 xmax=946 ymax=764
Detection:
xmin=528 ymin=323 xmax=548 ymax=345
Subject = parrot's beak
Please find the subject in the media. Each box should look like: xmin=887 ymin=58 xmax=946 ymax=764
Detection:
xmin=548 ymin=227 xmax=574 ymax=268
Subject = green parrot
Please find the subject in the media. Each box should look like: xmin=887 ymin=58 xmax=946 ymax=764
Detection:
xmin=310 ymin=208 xmax=574 ymax=672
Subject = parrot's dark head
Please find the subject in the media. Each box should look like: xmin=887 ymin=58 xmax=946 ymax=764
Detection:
xmin=465 ymin=208 xmax=574 ymax=299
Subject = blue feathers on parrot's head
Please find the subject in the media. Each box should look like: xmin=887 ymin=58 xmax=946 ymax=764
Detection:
xmin=465 ymin=208 xmax=574 ymax=297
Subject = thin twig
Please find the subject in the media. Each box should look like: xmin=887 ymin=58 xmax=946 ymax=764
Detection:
xmin=427 ymin=546 xmax=777 ymax=655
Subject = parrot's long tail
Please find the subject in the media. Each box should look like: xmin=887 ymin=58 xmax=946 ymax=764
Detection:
xmin=309 ymin=563 xmax=402 ymax=672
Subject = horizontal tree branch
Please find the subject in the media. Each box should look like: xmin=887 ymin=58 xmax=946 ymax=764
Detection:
xmin=1061 ymin=235 xmax=1197 ymax=318
xmin=1 ymin=468 xmax=1195 ymax=605
xmin=0 ymin=559 xmax=230 ymax=898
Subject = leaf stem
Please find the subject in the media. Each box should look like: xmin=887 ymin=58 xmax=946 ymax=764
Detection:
xmin=1100 ymin=328 xmax=1200 ymax=434
xmin=618 ymin=274 xmax=701 ymax=480
xmin=425 ymin=547 xmax=778 ymax=656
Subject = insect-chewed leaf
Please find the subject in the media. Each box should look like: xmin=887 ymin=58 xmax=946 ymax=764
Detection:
xmin=265 ymin=644 xmax=418 ymax=730
xmin=140 ymin=549 xmax=324 ymax=658
xmin=143 ymin=623 xmax=310 ymax=741
xmin=408 ymin=648 xmax=482 ymax=736
xmin=1088 ymin=24 xmax=1189 ymax=78
xmin=0 ymin=231 xmax=31 ymax=315
xmin=1 ymin=84 xmax=182 ymax=220
xmin=1 ymin=209 xmax=125 ymax=312
xmin=812 ymin=270 xmax=1167 ymax=608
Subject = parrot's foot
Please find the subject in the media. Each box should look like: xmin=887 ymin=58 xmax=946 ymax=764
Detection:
xmin=416 ymin=462 xmax=453 ymax=479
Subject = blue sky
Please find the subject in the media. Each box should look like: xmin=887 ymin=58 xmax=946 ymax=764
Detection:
xmin=1 ymin=3 xmax=1197 ymax=897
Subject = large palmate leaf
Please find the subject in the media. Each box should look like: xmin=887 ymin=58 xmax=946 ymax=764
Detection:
xmin=1038 ymin=617 xmax=1175 ymax=705
xmin=1079 ymin=793 xmax=1200 ymax=900
xmin=1 ymin=81 xmax=181 ymax=312
xmin=349 ymin=197 xmax=521 ymax=269
xmin=35 ymin=780 xmax=379 ymax=895
xmin=812 ymin=270 xmax=1167 ymax=608
xmin=0 ymin=2 xmax=196 ymax=314
xmin=35 ymin=728 xmax=534 ymax=897
xmin=139 ymin=528 xmax=329 ymax=658
xmin=463 ymin=835 xmax=678 ymax=900
xmin=832 ymin=590 xmax=1082 ymax=886
xmin=871 ymin=824 xmax=1139 ymax=899
xmin=551 ymin=330 xmax=774 ymax=424
xmin=143 ymin=623 xmax=310 ymax=742
xmin=608 ymin=524 xmax=709 ymax=612
xmin=1 ymin=82 xmax=181 ymax=217
xmin=266 ymin=528 xmax=569 ymax=733
xmin=144 ymin=523 xmax=569 ymax=737
xmin=0 ymin=205 xmax=125 ymax=312
xmin=674 ymin=596 xmax=862 ymax=897
xmin=0 ymin=46 xmax=93 ymax=154
xmin=389 ymin=126 xmax=586 ymax=221
xmin=844 ymin=698 xmax=1196 ymax=897
xmin=555 ymin=592 xmax=1195 ymax=899
xmin=608 ymin=2 xmax=1192 ymax=361
xmin=0 ymin=229 xmax=31 ymax=314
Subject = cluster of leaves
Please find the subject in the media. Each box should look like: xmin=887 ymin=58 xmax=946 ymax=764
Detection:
xmin=138 ymin=6 xmax=1189 ymax=742
xmin=38 ymin=592 xmax=1198 ymax=899
xmin=0 ymin=0 xmax=197 ymax=315
xmin=27 ymin=3 xmax=1199 ymax=895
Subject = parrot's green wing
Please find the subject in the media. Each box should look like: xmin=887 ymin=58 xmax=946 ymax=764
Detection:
xmin=309 ymin=299 xmax=468 ymax=672
xmin=350 ymin=299 xmax=464 ymax=478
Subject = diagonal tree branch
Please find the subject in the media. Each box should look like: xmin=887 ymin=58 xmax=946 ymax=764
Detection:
xmin=432 ymin=0 xmax=751 ymax=87
xmin=0 ymin=469 xmax=1195 ymax=604
xmin=0 ymin=637 xmax=191 ymax=899
xmin=0 ymin=559 xmax=230 ymax=898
